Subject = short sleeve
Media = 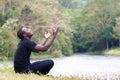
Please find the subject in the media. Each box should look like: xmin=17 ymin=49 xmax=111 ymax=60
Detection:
xmin=24 ymin=40 xmax=37 ymax=50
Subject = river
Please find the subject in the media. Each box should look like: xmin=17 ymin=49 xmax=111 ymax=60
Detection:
xmin=48 ymin=54 xmax=120 ymax=78
xmin=0 ymin=54 xmax=120 ymax=78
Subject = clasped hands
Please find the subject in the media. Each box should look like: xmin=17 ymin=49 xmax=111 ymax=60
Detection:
xmin=44 ymin=27 xmax=59 ymax=39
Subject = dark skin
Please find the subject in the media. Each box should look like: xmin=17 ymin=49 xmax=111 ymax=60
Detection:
xmin=21 ymin=27 xmax=59 ymax=52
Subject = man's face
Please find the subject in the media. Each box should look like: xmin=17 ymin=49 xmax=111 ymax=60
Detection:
xmin=22 ymin=27 xmax=33 ymax=38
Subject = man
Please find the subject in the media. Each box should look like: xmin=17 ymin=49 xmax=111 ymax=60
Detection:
xmin=14 ymin=26 xmax=59 ymax=75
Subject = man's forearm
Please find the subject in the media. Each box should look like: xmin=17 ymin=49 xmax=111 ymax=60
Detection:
xmin=39 ymin=38 xmax=48 ymax=46
xmin=44 ymin=36 xmax=56 ymax=50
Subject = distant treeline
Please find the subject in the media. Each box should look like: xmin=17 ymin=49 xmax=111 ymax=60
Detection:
xmin=59 ymin=0 xmax=120 ymax=52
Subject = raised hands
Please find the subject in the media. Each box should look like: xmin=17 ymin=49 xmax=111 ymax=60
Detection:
xmin=44 ymin=27 xmax=59 ymax=39
xmin=44 ymin=28 xmax=53 ymax=39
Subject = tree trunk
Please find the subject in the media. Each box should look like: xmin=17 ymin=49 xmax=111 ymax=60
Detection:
xmin=106 ymin=39 xmax=109 ymax=50
xmin=119 ymin=38 xmax=120 ymax=47
xmin=111 ymin=41 xmax=113 ymax=48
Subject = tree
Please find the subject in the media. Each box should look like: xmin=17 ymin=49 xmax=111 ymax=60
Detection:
xmin=71 ymin=0 xmax=120 ymax=52
xmin=113 ymin=17 xmax=120 ymax=46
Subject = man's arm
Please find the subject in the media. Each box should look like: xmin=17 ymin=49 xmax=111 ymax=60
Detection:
xmin=40 ymin=38 xmax=48 ymax=46
xmin=33 ymin=27 xmax=59 ymax=52
xmin=39 ymin=28 xmax=54 ymax=46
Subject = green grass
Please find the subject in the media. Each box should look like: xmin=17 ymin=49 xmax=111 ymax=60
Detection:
xmin=0 ymin=73 xmax=80 ymax=80
xmin=0 ymin=67 xmax=80 ymax=80
xmin=103 ymin=48 xmax=120 ymax=56
xmin=83 ymin=47 xmax=120 ymax=56
xmin=0 ymin=67 xmax=120 ymax=80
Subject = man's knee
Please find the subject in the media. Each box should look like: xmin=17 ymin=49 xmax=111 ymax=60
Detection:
xmin=48 ymin=59 xmax=54 ymax=67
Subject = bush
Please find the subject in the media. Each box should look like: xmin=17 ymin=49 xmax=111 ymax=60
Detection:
xmin=52 ymin=50 xmax=63 ymax=58
xmin=0 ymin=27 xmax=10 ymax=56
xmin=0 ymin=18 xmax=18 ymax=58
xmin=59 ymin=33 xmax=73 ymax=56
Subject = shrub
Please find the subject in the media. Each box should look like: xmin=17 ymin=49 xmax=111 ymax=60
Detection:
xmin=0 ymin=27 xmax=10 ymax=56
xmin=52 ymin=50 xmax=63 ymax=58
xmin=58 ymin=33 xmax=73 ymax=56
xmin=0 ymin=18 xmax=18 ymax=57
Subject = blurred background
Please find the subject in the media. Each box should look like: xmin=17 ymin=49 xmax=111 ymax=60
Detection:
xmin=0 ymin=0 xmax=120 ymax=60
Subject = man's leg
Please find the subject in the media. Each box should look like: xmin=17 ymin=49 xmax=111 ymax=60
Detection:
xmin=29 ymin=59 xmax=54 ymax=75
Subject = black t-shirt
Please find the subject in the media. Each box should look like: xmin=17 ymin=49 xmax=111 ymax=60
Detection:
xmin=14 ymin=39 xmax=36 ymax=72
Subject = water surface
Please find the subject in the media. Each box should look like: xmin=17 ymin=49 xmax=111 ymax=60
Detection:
xmin=48 ymin=54 xmax=120 ymax=77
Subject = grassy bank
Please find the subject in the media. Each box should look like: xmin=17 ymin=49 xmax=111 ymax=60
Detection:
xmin=0 ymin=72 xmax=80 ymax=80
xmin=0 ymin=67 xmax=82 ymax=80
xmin=0 ymin=67 xmax=120 ymax=80
xmin=103 ymin=48 xmax=120 ymax=56
xmin=81 ymin=47 xmax=120 ymax=56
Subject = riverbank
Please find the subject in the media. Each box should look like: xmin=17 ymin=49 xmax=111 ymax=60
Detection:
xmin=0 ymin=69 xmax=80 ymax=80
xmin=1 ymin=48 xmax=120 ymax=61
xmin=0 ymin=68 xmax=120 ymax=80
xmin=103 ymin=48 xmax=120 ymax=56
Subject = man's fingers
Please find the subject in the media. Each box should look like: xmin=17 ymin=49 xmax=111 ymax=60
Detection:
xmin=52 ymin=27 xmax=59 ymax=32
xmin=53 ymin=27 xmax=59 ymax=36
xmin=48 ymin=29 xmax=53 ymax=34
xmin=55 ymin=27 xmax=59 ymax=32
xmin=45 ymin=32 xmax=51 ymax=38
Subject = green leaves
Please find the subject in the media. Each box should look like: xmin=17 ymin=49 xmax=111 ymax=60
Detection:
xmin=70 ymin=0 xmax=120 ymax=52
xmin=59 ymin=33 xmax=73 ymax=56
xmin=0 ymin=18 xmax=18 ymax=57
xmin=0 ymin=27 xmax=10 ymax=55
xmin=113 ymin=17 xmax=120 ymax=39
xmin=2 ymin=18 xmax=18 ymax=29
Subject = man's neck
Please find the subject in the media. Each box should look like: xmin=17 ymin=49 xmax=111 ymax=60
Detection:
xmin=24 ymin=37 xmax=30 ymax=40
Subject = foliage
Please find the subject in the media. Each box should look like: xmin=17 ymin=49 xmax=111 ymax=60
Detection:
xmin=58 ymin=33 xmax=73 ymax=56
xmin=0 ymin=18 xmax=18 ymax=57
xmin=71 ymin=0 xmax=120 ymax=52
xmin=113 ymin=17 xmax=120 ymax=39
xmin=0 ymin=13 xmax=5 ymax=26
xmin=1 ymin=0 xmax=120 ymax=57
xmin=0 ymin=27 xmax=10 ymax=56
xmin=0 ymin=0 xmax=74 ymax=58
xmin=52 ymin=50 xmax=63 ymax=58
xmin=103 ymin=47 xmax=120 ymax=56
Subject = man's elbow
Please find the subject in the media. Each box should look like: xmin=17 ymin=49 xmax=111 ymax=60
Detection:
xmin=42 ymin=45 xmax=49 ymax=51
xmin=32 ymin=49 xmax=39 ymax=53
